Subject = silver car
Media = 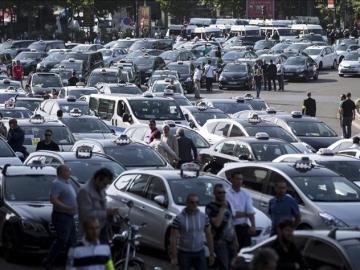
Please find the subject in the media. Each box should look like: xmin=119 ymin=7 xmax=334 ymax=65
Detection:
xmin=218 ymin=158 xmax=360 ymax=229
xmin=106 ymin=165 xmax=272 ymax=254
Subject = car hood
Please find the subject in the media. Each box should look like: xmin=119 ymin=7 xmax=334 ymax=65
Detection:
xmin=0 ymin=157 xmax=23 ymax=166
xmin=340 ymin=60 xmax=360 ymax=67
xmin=72 ymin=132 xmax=116 ymax=140
xmin=9 ymin=202 xmax=52 ymax=222
xmin=298 ymin=136 xmax=340 ymax=151
xmin=284 ymin=65 xmax=305 ymax=71
xmin=317 ymin=202 xmax=360 ymax=226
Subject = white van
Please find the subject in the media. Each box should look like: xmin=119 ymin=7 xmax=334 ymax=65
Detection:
xmin=260 ymin=27 xmax=297 ymax=41
xmin=230 ymin=25 xmax=261 ymax=37
xmin=291 ymin=24 xmax=327 ymax=42
xmin=88 ymin=93 xmax=188 ymax=133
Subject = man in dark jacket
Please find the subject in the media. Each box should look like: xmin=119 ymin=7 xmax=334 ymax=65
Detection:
xmin=267 ymin=60 xmax=277 ymax=91
xmin=261 ymin=60 xmax=269 ymax=90
xmin=302 ymin=92 xmax=316 ymax=117
xmin=36 ymin=129 xmax=60 ymax=151
xmin=7 ymin=118 xmax=25 ymax=154
xmin=176 ymin=128 xmax=197 ymax=165
xmin=68 ymin=71 xmax=79 ymax=86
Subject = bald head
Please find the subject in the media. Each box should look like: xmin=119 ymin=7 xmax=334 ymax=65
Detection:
xmin=57 ymin=165 xmax=71 ymax=180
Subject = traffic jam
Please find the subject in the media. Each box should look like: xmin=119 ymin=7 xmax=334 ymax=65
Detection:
xmin=0 ymin=17 xmax=360 ymax=270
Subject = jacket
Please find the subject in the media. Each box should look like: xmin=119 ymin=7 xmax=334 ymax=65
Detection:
xmin=302 ymin=97 xmax=316 ymax=117
xmin=7 ymin=126 xmax=25 ymax=152
xmin=12 ymin=64 xmax=23 ymax=80
xmin=267 ymin=64 xmax=277 ymax=78
xmin=177 ymin=135 xmax=197 ymax=162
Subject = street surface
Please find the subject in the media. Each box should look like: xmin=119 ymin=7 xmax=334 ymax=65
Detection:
xmin=0 ymin=69 xmax=359 ymax=269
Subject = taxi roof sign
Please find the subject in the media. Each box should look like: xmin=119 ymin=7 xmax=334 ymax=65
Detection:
xmin=248 ymin=113 xmax=261 ymax=123
xmin=30 ymin=114 xmax=45 ymax=124
xmin=180 ymin=162 xmax=200 ymax=178
xmin=317 ymin=148 xmax=335 ymax=156
xmin=294 ymin=156 xmax=314 ymax=171
xmin=69 ymin=108 xmax=82 ymax=117
xmin=255 ymin=132 xmax=269 ymax=140
xmin=291 ymin=111 xmax=303 ymax=118
xmin=115 ymin=134 xmax=131 ymax=145
xmin=76 ymin=145 xmax=93 ymax=158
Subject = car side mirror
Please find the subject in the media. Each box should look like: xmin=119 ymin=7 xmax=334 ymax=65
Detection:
xmin=15 ymin=151 xmax=24 ymax=162
xmin=189 ymin=120 xmax=196 ymax=129
xmin=122 ymin=113 xmax=130 ymax=123
xmin=154 ymin=195 xmax=167 ymax=207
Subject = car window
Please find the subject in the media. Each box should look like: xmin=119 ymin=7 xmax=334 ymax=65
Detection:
xmin=229 ymin=125 xmax=244 ymax=137
xmin=132 ymin=127 xmax=147 ymax=141
xmin=340 ymin=151 xmax=357 ymax=157
xmin=220 ymin=141 xmax=236 ymax=155
xmin=98 ymin=98 xmax=115 ymax=121
xmin=237 ymin=167 xmax=268 ymax=192
xmin=146 ymin=177 xmax=167 ymax=201
xmin=115 ymin=174 xmax=137 ymax=191
xmin=233 ymin=143 xmax=251 ymax=157
xmin=127 ymin=175 xmax=149 ymax=197
xmin=214 ymin=122 xmax=231 ymax=137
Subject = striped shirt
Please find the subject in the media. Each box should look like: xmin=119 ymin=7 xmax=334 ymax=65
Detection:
xmin=66 ymin=239 xmax=114 ymax=270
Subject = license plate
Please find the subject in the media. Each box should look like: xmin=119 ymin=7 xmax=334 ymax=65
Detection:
xmin=228 ymin=82 xmax=238 ymax=85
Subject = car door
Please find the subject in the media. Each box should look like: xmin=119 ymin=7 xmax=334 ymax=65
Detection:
xmin=212 ymin=121 xmax=231 ymax=142
xmin=140 ymin=176 xmax=171 ymax=248
xmin=215 ymin=140 xmax=237 ymax=167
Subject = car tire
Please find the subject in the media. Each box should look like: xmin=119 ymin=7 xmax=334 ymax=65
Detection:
xmin=332 ymin=60 xmax=337 ymax=69
xmin=2 ymin=225 xmax=19 ymax=262
xmin=339 ymin=74 xmax=344 ymax=77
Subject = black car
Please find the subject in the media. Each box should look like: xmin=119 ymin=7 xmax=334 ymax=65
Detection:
xmin=219 ymin=63 xmax=253 ymax=90
xmin=200 ymin=135 xmax=300 ymax=173
xmin=222 ymin=50 xmax=254 ymax=64
xmin=14 ymin=51 xmax=47 ymax=75
xmin=27 ymin=40 xmax=65 ymax=52
xmin=159 ymin=50 xmax=196 ymax=64
xmin=36 ymin=51 xmax=67 ymax=72
xmin=201 ymin=98 xmax=253 ymax=115
xmin=283 ymin=56 xmax=319 ymax=81
xmin=0 ymin=164 xmax=79 ymax=260
xmin=29 ymin=72 xmax=63 ymax=96
xmin=132 ymin=54 xmax=166 ymax=84
xmin=253 ymin=39 xmax=277 ymax=51
xmin=166 ymin=61 xmax=195 ymax=93
xmin=65 ymin=51 xmax=104 ymax=75
xmin=128 ymin=39 xmax=172 ymax=52
xmin=0 ymin=40 xmax=35 ymax=58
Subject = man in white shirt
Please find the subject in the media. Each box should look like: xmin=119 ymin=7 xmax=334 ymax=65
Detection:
xmin=204 ymin=60 xmax=215 ymax=92
xmin=276 ymin=60 xmax=285 ymax=91
xmin=226 ymin=172 xmax=256 ymax=251
xmin=150 ymin=130 xmax=179 ymax=164
xmin=193 ymin=65 xmax=202 ymax=99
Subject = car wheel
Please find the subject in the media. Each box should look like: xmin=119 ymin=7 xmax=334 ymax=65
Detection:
xmin=319 ymin=62 xmax=323 ymax=70
xmin=332 ymin=60 xmax=337 ymax=69
xmin=339 ymin=74 xmax=344 ymax=77
xmin=3 ymin=225 xmax=19 ymax=262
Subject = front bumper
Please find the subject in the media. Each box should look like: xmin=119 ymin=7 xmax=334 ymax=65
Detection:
xmin=219 ymin=78 xmax=248 ymax=88
xmin=338 ymin=67 xmax=360 ymax=75
xmin=284 ymin=71 xmax=307 ymax=79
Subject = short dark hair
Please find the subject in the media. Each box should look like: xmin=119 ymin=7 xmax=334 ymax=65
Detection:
xmin=208 ymin=60 xmax=211 ymax=64
xmin=186 ymin=193 xmax=198 ymax=202
xmin=251 ymin=248 xmax=278 ymax=270
xmin=149 ymin=119 xmax=156 ymax=125
xmin=45 ymin=129 xmax=52 ymax=135
xmin=57 ymin=164 xmax=69 ymax=176
xmin=347 ymin=92 xmax=352 ymax=98
xmin=0 ymin=112 xmax=3 ymax=119
xmin=214 ymin=183 xmax=224 ymax=191
xmin=93 ymin=168 xmax=114 ymax=182
xmin=57 ymin=110 xmax=63 ymax=117
xmin=231 ymin=171 xmax=243 ymax=180
xmin=307 ymin=92 xmax=311 ymax=97
xmin=277 ymin=219 xmax=294 ymax=230
xmin=353 ymin=136 xmax=360 ymax=144
xmin=275 ymin=179 xmax=287 ymax=187
xmin=9 ymin=118 xmax=17 ymax=125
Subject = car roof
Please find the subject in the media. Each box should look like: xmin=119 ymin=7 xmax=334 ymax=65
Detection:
xmin=217 ymin=136 xmax=288 ymax=144
xmin=182 ymin=106 xmax=226 ymax=113
xmin=267 ymin=114 xmax=324 ymax=122
xmin=213 ymin=118 xmax=282 ymax=127
xmin=275 ymin=153 xmax=360 ymax=162
xmin=16 ymin=118 xmax=66 ymax=127
xmin=1 ymin=165 xmax=56 ymax=176
xmin=75 ymin=138 xmax=148 ymax=148
xmin=51 ymin=98 xmax=87 ymax=105
xmin=28 ymin=150 xmax=119 ymax=163
xmin=63 ymin=86 xmax=97 ymax=90
xmin=59 ymin=114 xmax=99 ymax=120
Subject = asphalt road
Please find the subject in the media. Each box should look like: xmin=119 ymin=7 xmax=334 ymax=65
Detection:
xmin=0 ymin=69 xmax=359 ymax=269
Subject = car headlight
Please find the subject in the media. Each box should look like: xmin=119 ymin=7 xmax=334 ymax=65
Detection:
xmin=319 ymin=212 xmax=348 ymax=228
xmin=22 ymin=220 xmax=47 ymax=234
xmin=36 ymin=63 xmax=41 ymax=69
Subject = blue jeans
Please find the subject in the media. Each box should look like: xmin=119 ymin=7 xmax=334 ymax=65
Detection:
xmin=44 ymin=212 xmax=76 ymax=266
xmin=178 ymin=249 xmax=207 ymax=270
xmin=256 ymin=83 xmax=261 ymax=98
xmin=214 ymin=240 xmax=236 ymax=270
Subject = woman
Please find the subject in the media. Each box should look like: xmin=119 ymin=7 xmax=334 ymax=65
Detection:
xmin=253 ymin=68 xmax=263 ymax=98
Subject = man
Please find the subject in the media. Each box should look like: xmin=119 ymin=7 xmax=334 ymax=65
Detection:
xmin=66 ymin=217 xmax=114 ymax=270
xmin=271 ymin=220 xmax=306 ymax=270
xmin=68 ymin=71 xmax=79 ymax=86
xmin=51 ymin=89 xmax=58 ymax=99
xmin=340 ymin=92 xmax=356 ymax=138
xmin=302 ymin=92 xmax=316 ymax=117
xmin=36 ymin=129 xmax=60 ymax=151
xmin=204 ymin=60 xmax=215 ymax=92
xmin=193 ymin=65 xmax=202 ymax=99
xmin=276 ymin=60 xmax=285 ymax=91
xmin=261 ymin=60 xmax=269 ymax=91
xmin=267 ymin=60 xmax=277 ymax=91
xmin=7 ymin=118 xmax=25 ymax=154
xmin=43 ymin=165 xmax=77 ymax=269
xmin=12 ymin=60 xmax=24 ymax=82
xmin=268 ymin=180 xmax=300 ymax=236
xmin=250 ymin=248 xmax=278 ymax=270
xmin=206 ymin=184 xmax=237 ymax=270
xmin=170 ymin=193 xmax=215 ymax=270
xmin=150 ymin=130 xmax=179 ymax=164
xmin=0 ymin=113 xmax=7 ymax=137
xmin=226 ymin=172 xmax=256 ymax=251
xmin=162 ymin=124 xmax=178 ymax=156
xmin=176 ymin=128 xmax=197 ymax=165
xmin=148 ymin=119 xmax=158 ymax=144
xmin=77 ymin=168 xmax=118 ymax=242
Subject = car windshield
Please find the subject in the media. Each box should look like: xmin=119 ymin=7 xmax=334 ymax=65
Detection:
xmin=192 ymin=111 xmax=229 ymax=126
xmin=15 ymin=52 xmax=40 ymax=60
xmin=61 ymin=117 xmax=111 ymax=133
xmin=277 ymin=29 xmax=295 ymax=36
xmin=65 ymin=53 xmax=88 ymax=61
xmin=104 ymin=145 xmax=166 ymax=167
xmin=212 ymin=102 xmax=251 ymax=114
xmin=160 ymin=51 xmax=178 ymax=61
xmin=245 ymin=125 xmax=297 ymax=142
xmin=173 ymin=97 xmax=192 ymax=106
xmin=285 ymin=57 xmax=306 ymax=65
xmin=129 ymin=99 xmax=185 ymax=121
xmin=5 ymin=175 xmax=56 ymax=201
xmin=60 ymin=103 xmax=89 ymax=114
xmin=15 ymin=100 xmax=41 ymax=112
xmin=0 ymin=109 xmax=32 ymax=119
xmin=44 ymin=52 xmax=66 ymax=62
xmin=108 ymin=85 xmax=142 ymax=95
xmin=68 ymin=89 xmax=97 ymax=98
xmin=169 ymin=177 xmax=229 ymax=205
xmin=303 ymin=48 xmax=322 ymax=55
xmin=293 ymin=176 xmax=360 ymax=202
xmin=68 ymin=159 xmax=124 ymax=184
xmin=32 ymin=74 xmax=62 ymax=88
xmin=344 ymin=53 xmax=360 ymax=61
xmin=132 ymin=57 xmax=155 ymax=67
xmin=88 ymin=72 xmax=118 ymax=87
xmin=286 ymin=44 xmax=309 ymax=51
xmin=167 ymin=64 xmax=190 ymax=74
xmin=59 ymin=61 xmax=83 ymax=72
xmin=287 ymin=121 xmax=337 ymax=137
xmin=223 ymin=51 xmax=246 ymax=61
xmin=303 ymin=35 xmax=323 ymax=41
xmin=223 ymin=64 xmax=247 ymax=72
xmin=100 ymin=50 xmax=112 ymax=57
xmin=72 ymin=45 xmax=92 ymax=52
xmin=152 ymin=82 xmax=183 ymax=94
xmin=130 ymin=41 xmax=154 ymax=51
xmin=245 ymin=100 xmax=267 ymax=110
xmin=317 ymin=161 xmax=360 ymax=183
xmin=22 ymin=126 xmax=74 ymax=145
xmin=0 ymin=140 xmax=14 ymax=157
xmin=250 ymin=142 xmax=299 ymax=161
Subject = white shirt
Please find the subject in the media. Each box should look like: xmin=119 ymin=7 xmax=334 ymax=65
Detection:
xmin=193 ymin=68 xmax=202 ymax=81
xmin=204 ymin=64 xmax=214 ymax=78
xmin=276 ymin=63 xmax=284 ymax=75
xmin=226 ymin=187 xmax=255 ymax=225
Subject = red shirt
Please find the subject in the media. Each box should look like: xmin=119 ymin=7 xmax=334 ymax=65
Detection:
xmin=12 ymin=65 xmax=24 ymax=80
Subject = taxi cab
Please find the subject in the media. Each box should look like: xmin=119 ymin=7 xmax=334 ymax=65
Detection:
xmin=218 ymin=157 xmax=360 ymax=230
xmin=0 ymin=100 xmax=32 ymax=119
xmin=24 ymin=147 xmax=125 ymax=184
xmin=0 ymin=164 xmax=79 ymax=260
xmin=87 ymin=68 xmax=123 ymax=87
xmin=58 ymin=85 xmax=98 ymax=99
xmin=106 ymin=163 xmax=271 ymax=255
xmin=148 ymin=78 xmax=185 ymax=95
xmin=200 ymin=97 xmax=253 ymax=115
xmin=265 ymin=111 xmax=340 ymax=150
xmin=165 ymin=61 xmax=194 ymax=93
xmin=88 ymin=93 xmax=188 ymax=133
xmin=13 ymin=96 xmax=43 ymax=112
xmin=71 ymin=135 xmax=172 ymax=170
xmin=59 ymin=108 xmax=115 ymax=140
xmin=9 ymin=114 xmax=75 ymax=153
xmin=242 ymin=94 xmax=269 ymax=111
xmin=0 ymin=136 xmax=23 ymax=165
xmin=151 ymin=89 xmax=192 ymax=107
xmin=35 ymin=96 xmax=90 ymax=117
